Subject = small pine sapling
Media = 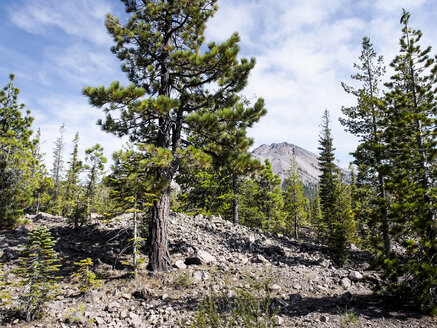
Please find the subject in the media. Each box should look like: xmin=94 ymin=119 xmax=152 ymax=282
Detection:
xmin=72 ymin=258 xmax=102 ymax=294
xmin=15 ymin=226 xmax=60 ymax=322
xmin=0 ymin=263 xmax=11 ymax=309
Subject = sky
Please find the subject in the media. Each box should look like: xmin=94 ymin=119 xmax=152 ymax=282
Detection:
xmin=1 ymin=0 xmax=437 ymax=170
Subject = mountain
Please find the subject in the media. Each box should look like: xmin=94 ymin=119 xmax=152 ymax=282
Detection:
xmin=252 ymin=142 xmax=349 ymax=189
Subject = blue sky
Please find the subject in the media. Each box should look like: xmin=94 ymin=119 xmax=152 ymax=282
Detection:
xmin=1 ymin=0 xmax=437 ymax=170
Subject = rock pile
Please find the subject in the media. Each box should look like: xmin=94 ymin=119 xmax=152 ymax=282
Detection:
xmin=0 ymin=212 xmax=435 ymax=327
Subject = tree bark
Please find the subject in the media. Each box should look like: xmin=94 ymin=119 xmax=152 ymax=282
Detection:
xmin=35 ymin=191 xmax=41 ymax=215
xmin=133 ymin=193 xmax=138 ymax=277
xmin=147 ymin=187 xmax=171 ymax=272
xmin=232 ymin=175 xmax=239 ymax=225
xmin=294 ymin=213 xmax=298 ymax=240
xmin=146 ymin=4 xmax=173 ymax=272
xmin=408 ymin=58 xmax=436 ymax=240
xmin=367 ymin=64 xmax=392 ymax=256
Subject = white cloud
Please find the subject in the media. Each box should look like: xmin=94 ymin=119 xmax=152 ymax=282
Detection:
xmin=32 ymin=96 xmax=126 ymax=170
xmin=207 ymin=1 xmax=254 ymax=42
xmin=206 ymin=0 xmax=437 ymax=165
xmin=9 ymin=0 xmax=114 ymax=46
xmin=43 ymin=43 xmax=124 ymax=87
xmin=375 ymin=0 xmax=428 ymax=13
xmin=4 ymin=0 xmax=437 ymax=169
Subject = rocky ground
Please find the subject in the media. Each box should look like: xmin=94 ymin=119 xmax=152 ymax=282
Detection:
xmin=1 ymin=212 xmax=436 ymax=327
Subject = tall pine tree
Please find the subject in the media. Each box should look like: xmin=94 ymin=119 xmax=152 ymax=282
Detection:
xmin=176 ymin=116 xmax=263 ymax=224
xmin=28 ymin=129 xmax=53 ymax=215
xmin=0 ymin=74 xmax=34 ymax=228
xmin=64 ymin=132 xmax=83 ymax=227
xmin=340 ymin=37 xmax=392 ymax=256
xmin=283 ymin=153 xmax=306 ymax=239
xmin=317 ymin=109 xmax=337 ymax=239
xmin=239 ymin=160 xmax=284 ymax=232
xmin=318 ymin=110 xmax=355 ymax=265
xmin=50 ymin=124 xmax=65 ymax=215
xmin=83 ymin=144 xmax=107 ymax=218
xmin=382 ymin=10 xmax=437 ymax=313
xmin=83 ymin=0 xmax=266 ymax=271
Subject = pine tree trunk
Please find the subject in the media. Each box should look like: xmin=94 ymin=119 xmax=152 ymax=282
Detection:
xmin=294 ymin=213 xmax=298 ymax=240
xmin=409 ymin=64 xmax=436 ymax=240
xmin=365 ymin=62 xmax=392 ymax=257
xmin=233 ymin=176 xmax=239 ymax=225
xmin=148 ymin=187 xmax=171 ymax=272
xmin=133 ymin=194 xmax=137 ymax=277
xmin=378 ymin=175 xmax=392 ymax=255
xmin=146 ymin=13 xmax=173 ymax=272
xmin=35 ymin=191 xmax=41 ymax=215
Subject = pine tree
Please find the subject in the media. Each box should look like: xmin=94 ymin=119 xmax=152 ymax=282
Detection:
xmin=317 ymin=110 xmax=355 ymax=264
xmin=239 ymin=160 xmax=284 ymax=232
xmin=64 ymin=132 xmax=84 ymax=227
xmin=176 ymin=120 xmax=262 ymax=224
xmin=0 ymin=263 xmax=11 ymax=309
xmin=15 ymin=226 xmax=60 ymax=321
xmin=197 ymin=102 xmax=264 ymax=225
xmin=83 ymin=0 xmax=266 ymax=271
xmin=83 ymin=144 xmax=106 ymax=219
xmin=176 ymin=164 xmax=231 ymax=217
xmin=226 ymin=152 xmax=262 ymax=226
xmin=238 ymin=175 xmax=261 ymax=228
xmin=317 ymin=109 xmax=337 ymax=240
xmin=309 ymin=193 xmax=323 ymax=237
xmin=28 ymin=129 xmax=53 ymax=214
xmin=105 ymin=146 xmax=161 ymax=276
xmin=72 ymin=258 xmax=102 ymax=294
xmin=330 ymin=170 xmax=357 ymax=265
xmin=50 ymin=124 xmax=65 ymax=215
xmin=340 ymin=37 xmax=392 ymax=256
xmin=381 ymin=10 xmax=437 ymax=314
xmin=283 ymin=153 xmax=306 ymax=239
xmin=0 ymin=74 xmax=34 ymax=228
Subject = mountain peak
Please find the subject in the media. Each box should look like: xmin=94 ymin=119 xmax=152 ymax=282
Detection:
xmin=252 ymin=142 xmax=320 ymax=186
xmin=252 ymin=142 xmax=350 ymax=189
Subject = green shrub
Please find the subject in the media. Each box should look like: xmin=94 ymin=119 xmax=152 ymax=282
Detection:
xmin=378 ymin=244 xmax=437 ymax=316
xmin=173 ymin=270 xmax=195 ymax=290
xmin=63 ymin=304 xmax=85 ymax=325
xmin=188 ymin=273 xmax=278 ymax=328
xmin=340 ymin=309 xmax=358 ymax=326
xmin=16 ymin=217 xmax=31 ymax=226
xmin=15 ymin=226 xmax=60 ymax=321
xmin=72 ymin=258 xmax=102 ymax=294
xmin=0 ymin=264 xmax=11 ymax=309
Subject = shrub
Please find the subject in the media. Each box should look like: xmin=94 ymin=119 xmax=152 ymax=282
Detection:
xmin=15 ymin=226 xmax=60 ymax=321
xmin=72 ymin=258 xmax=102 ymax=294
xmin=340 ymin=309 xmax=359 ymax=326
xmin=63 ymin=304 xmax=86 ymax=325
xmin=173 ymin=270 xmax=195 ymax=290
xmin=188 ymin=273 xmax=278 ymax=327
xmin=0 ymin=264 xmax=11 ymax=310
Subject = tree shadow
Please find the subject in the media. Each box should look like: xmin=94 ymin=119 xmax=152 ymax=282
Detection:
xmin=0 ymin=219 xmax=138 ymax=277
xmin=169 ymin=238 xmax=196 ymax=255
xmin=285 ymin=293 xmax=423 ymax=321
xmin=138 ymin=291 xmax=424 ymax=324
xmin=48 ymin=223 xmax=134 ymax=275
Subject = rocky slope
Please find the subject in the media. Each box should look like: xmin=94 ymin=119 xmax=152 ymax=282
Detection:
xmin=1 ymin=213 xmax=435 ymax=327
xmin=252 ymin=142 xmax=350 ymax=188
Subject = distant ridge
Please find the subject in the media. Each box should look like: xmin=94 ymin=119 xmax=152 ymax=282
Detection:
xmin=252 ymin=142 xmax=349 ymax=188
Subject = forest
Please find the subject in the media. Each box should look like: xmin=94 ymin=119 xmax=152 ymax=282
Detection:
xmin=0 ymin=0 xmax=436 ymax=326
